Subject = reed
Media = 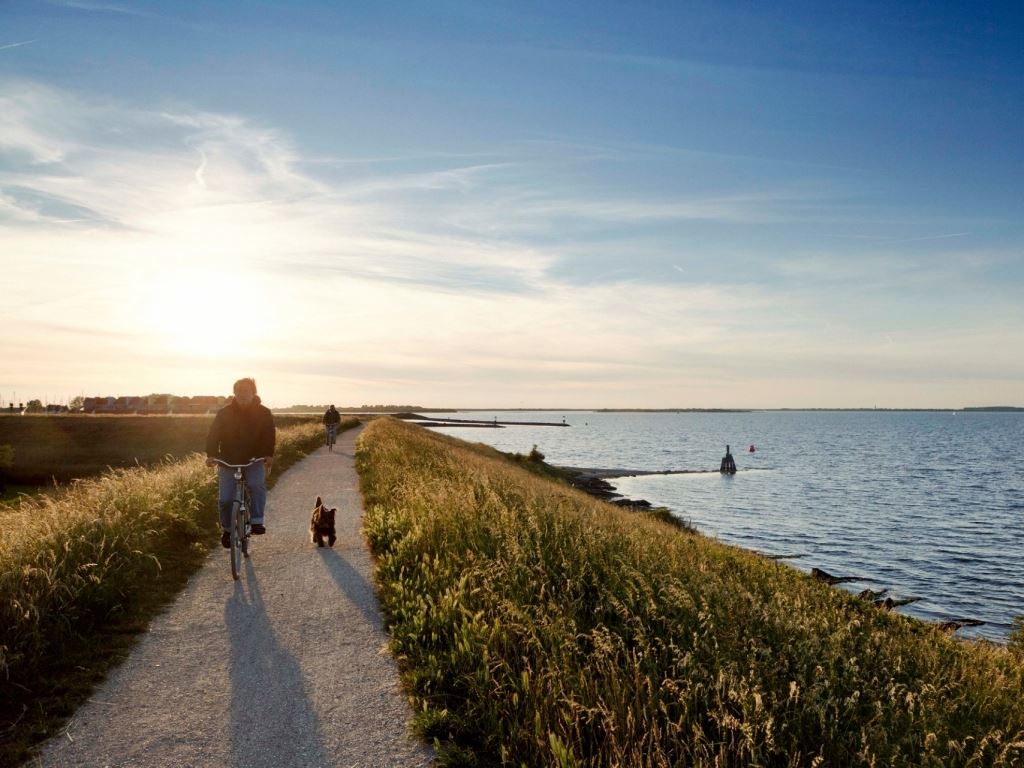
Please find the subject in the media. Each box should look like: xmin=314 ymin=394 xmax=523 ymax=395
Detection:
xmin=0 ymin=418 xmax=356 ymax=765
xmin=358 ymin=418 xmax=1024 ymax=767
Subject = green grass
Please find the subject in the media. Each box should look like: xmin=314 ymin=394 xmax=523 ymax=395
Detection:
xmin=0 ymin=417 xmax=358 ymax=767
xmin=357 ymin=418 xmax=1024 ymax=768
xmin=0 ymin=485 xmax=44 ymax=508
xmin=0 ymin=413 xmax=319 ymax=484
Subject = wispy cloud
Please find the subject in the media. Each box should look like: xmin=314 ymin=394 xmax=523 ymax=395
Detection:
xmin=0 ymin=185 xmax=113 ymax=226
xmin=508 ymin=191 xmax=831 ymax=225
xmin=333 ymin=162 xmax=514 ymax=198
xmin=0 ymin=79 xmax=775 ymax=402
xmin=2 ymin=77 xmax=1021 ymax=407
xmin=771 ymin=249 xmax=998 ymax=289
xmin=825 ymin=232 xmax=970 ymax=244
xmin=303 ymin=150 xmax=498 ymax=168
xmin=46 ymin=0 xmax=154 ymax=18
xmin=193 ymin=150 xmax=208 ymax=190
xmin=515 ymin=136 xmax=853 ymax=172
xmin=0 ymin=78 xmax=559 ymax=297
xmin=0 ymin=40 xmax=37 ymax=52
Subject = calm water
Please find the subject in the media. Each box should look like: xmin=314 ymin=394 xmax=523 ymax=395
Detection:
xmin=427 ymin=411 xmax=1024 ymax=641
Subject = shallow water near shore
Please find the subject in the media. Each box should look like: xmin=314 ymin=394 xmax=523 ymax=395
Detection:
xmin=426 ymin=410 xmax=1024 ymax=641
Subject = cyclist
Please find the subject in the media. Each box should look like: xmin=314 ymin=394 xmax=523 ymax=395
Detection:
xmin=206 ymin=378 xmax=276 ymax=547
xmin=322 ymin=404 xmax=341 ymax=448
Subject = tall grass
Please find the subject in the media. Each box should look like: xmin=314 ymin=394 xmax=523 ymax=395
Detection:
xmin=0 ymin=413 xmax=320 ymax=483
xmin=358 ymin=418 xmax=1024 ymax=767
xmin=0 ymin=418 xmax=355 ymax=765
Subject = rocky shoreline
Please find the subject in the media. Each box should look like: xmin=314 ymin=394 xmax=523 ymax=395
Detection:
xmin=558 ymin=465 xmax=723 ymax=509
xmin=558 ymin=466 xmax=694 ymax=530
xmin=561 ymin=469 xmax=648 ymax=507
xmin=558 ymin=466 xmax=988 ymax=635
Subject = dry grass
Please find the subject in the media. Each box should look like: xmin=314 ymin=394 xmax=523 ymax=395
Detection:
xmin=358 ymin=417 xmax=1024 ymax=768
xmin=0 ymin=417 xmax=357 ymax=767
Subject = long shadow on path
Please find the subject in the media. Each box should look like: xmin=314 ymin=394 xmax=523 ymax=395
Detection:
xmin=225 ymin=561 xmax=332 ymax=768
xmin=315 ymin=547 xmax=386 ymax=631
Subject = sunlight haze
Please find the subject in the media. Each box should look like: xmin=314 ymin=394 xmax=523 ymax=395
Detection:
xmin=2 ymin=2 xmax=1022 ymax=408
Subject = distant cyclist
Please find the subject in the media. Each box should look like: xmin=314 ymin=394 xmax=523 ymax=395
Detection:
xmin=206 ymin=378 xmax=276 ymax=547
xmin=323 ymin=404 xmax=341 ymax=449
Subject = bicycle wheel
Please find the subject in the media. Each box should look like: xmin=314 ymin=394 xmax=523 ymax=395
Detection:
xmin=241 ymin=488 xmax=252 ymax=558
xmin=230 ymin=500 xmax=243 ymax=580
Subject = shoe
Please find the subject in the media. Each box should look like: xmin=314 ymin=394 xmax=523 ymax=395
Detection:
xmin=251 ymin=524 xmax=266 ymax=535
xmin=221 ymin=531 xmax=231 ymax=548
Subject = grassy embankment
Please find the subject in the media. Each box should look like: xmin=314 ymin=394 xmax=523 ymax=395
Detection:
xmin=358 ymin=418 xmax=1024 ymax=767
xmin=0 ymin=413 xmax=317 ymax=486
xmin=0 ymin=417 xmax=358 ymax=767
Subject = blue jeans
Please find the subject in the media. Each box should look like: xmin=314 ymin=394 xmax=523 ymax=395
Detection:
xmin=218 ymin=463 xmax=267 ymax=530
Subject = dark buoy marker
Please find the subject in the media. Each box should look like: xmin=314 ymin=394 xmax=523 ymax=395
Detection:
xmin=720 ymin=445 xmax=737 ymax=475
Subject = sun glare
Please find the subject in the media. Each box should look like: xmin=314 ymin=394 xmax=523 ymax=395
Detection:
xmin=143 ymin=267 xmax=273 ymax=358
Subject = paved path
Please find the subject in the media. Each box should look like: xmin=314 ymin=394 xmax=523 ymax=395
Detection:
xmin=40 ymin=425 xmax=434 ymax=768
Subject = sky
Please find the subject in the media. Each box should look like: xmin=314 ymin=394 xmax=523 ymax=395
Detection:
xmin=2 ymin=1 xmax=1022 ymax=409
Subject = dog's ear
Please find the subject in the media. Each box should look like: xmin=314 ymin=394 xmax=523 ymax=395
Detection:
xmin=330 ymin=507 xmax=337 ymax=514
xmin=315 ymin=495 xmax=322 ymax=506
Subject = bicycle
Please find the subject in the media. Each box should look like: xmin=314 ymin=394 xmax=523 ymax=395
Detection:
xmin=325 ymin=423 xmax=337 ymax=452
xmin=211 ymin=458 xmax=263 ymax=580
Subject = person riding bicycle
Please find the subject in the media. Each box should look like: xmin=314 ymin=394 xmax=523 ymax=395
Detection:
xmin=322 ymin=404 xmax=341 ymax=446
xmin=205 ymin=378 xmax=276 ymax=548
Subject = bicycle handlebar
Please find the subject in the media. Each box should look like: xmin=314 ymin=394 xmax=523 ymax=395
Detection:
xmin=209 ymin=457 xmax=266 ymax=469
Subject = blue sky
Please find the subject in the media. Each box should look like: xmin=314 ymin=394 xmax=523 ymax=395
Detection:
xmin=2 ymin=1 xmax=1022 ymax=407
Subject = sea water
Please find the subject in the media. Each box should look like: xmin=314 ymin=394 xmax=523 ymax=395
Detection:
xmin=426 ymin=410 xmax=1024 ymax=641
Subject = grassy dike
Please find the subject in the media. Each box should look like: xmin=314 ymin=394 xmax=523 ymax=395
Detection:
xmin=357 ymin=418 xmax=1024 ymax=768
xmin=0 ymin=413 xmax=320 ymax=484
xmin=0 ymin=418 xmax=358 ymax=767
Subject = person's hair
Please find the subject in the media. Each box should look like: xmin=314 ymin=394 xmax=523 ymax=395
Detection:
xmin=233 ymin=378 xmax=257 ymax=395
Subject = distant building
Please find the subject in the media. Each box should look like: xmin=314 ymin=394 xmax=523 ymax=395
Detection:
xmin=173 ymin=395 xmax=225 ymax=414
xmin=145 ymin=394 xmax=172 ymax=413
xmin=80 ymin=394 xmax=226 ymax=414
xmin=82 ymin=396 xmax=118 ymax=413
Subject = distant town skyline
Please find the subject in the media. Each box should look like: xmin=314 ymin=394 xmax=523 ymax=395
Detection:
xmin=2 ymin=2 xmax=1022 ymax=408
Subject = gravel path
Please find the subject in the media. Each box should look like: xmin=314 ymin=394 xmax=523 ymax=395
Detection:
xmin=39 ymin=425 xmax=434 ymax=768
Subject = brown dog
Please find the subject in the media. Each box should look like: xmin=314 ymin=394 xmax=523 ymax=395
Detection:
xmin=310 ymin=495 xmax=337 ymax=547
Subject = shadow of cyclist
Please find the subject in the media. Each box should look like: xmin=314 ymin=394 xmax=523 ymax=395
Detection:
xmin=224 ymin=560 xmax=332 ymax=768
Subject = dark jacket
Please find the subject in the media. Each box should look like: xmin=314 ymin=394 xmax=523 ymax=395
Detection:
xmin=206 ymin=396 xmax=276 ymax=464
xmin=322 ymin=407 xmax=341 ymax=426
